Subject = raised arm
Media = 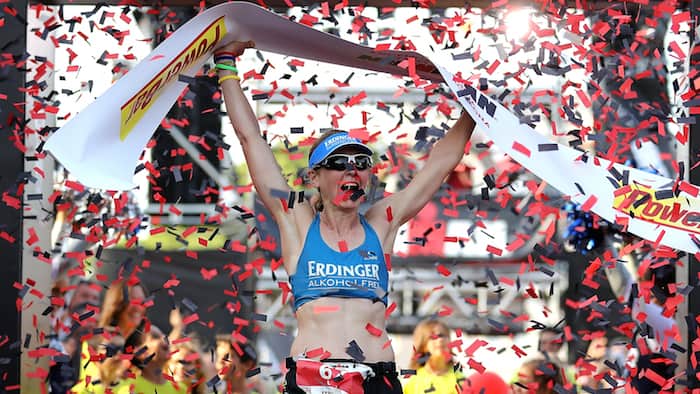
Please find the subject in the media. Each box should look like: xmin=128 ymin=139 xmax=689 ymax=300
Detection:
xmin=369 ymin=111 xmax=475 ymax=228
xmin=216 ymin=41 xmax=291 ymax=219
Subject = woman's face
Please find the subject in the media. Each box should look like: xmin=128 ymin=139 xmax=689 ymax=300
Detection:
xmin=118 ymin=285 xmax=145 ymax=337
xmin=311 ymin=147 xmax=373 ymax=210
xmin=171 ymin=346 xmax=196 ymax=382
xmin=512 ymin=365 xmax=535 ymax=394
xmin=145 ymin=326 xmax=170 ymax=364
xmin=425 ymin=327 xmax=450 ymax=362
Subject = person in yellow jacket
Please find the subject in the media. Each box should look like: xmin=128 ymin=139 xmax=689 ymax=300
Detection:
xmin=402 ymin=319 xmax=465 ymax=394
xmin=70 ymin=333 xmax=130 ymax=394
xmin=117 ymin=325 xmax=187 ymax=394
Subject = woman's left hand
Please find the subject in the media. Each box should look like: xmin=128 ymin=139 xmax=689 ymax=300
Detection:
xmin=215 ymin=40 xmax=255 ymax=57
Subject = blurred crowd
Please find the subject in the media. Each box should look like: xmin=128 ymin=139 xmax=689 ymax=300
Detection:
xmin=48 ymin=274 xmax=261 ymax=394
xmin=46 ymin=270 xmax=679 ymax=394
xmin=43 ymin=182 xmax=681 ymax=393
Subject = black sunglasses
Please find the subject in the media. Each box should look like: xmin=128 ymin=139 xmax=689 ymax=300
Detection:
xmin=314 ymin=154 xmax=373 ymax=171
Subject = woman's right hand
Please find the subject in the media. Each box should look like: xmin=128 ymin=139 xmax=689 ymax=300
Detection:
xmin=215 ymin=40 xmax=255 ymax=57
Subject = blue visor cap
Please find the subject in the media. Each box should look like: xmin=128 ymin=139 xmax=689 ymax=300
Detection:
xmin=308 ymin=132 xmax=373 ymax=168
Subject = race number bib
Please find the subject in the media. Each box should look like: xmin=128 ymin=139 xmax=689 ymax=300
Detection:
xmin=295 ymin=358 xmax=375 ymax=394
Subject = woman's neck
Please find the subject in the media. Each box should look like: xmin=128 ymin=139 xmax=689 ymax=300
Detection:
xmin=320 ymin=208 xmax=358 ymax=233
xmin=424 ymin=357 xmax=451 ymax=376
xmin=141 ymin=363 xmax=166 ymax=384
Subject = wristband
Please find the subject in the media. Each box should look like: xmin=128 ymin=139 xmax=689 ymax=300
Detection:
xmin=215 ymin=63 xmax=238 ymax=72
xmin=218 ymin=74 xmax=241 ymax=83
xmin=214 ymin=55 xmax=236 ymax=63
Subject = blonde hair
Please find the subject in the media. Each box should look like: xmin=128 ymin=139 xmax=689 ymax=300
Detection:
xmin=409 ymin=319 xmax=452 ymax=370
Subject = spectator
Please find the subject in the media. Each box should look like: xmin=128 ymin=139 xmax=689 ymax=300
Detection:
xmin=576 ymin=336 xmax=630 ymax=391
xmin=538 ymin=328 xmax=564 ymax=362
xmin=630 ymin=352 xmax=676 ymax=393
xmin=636 ymin=261 xmax=679 ymax=351
xmin=48 ymin=276 xmax=102 ymax=393
xmin=74 ymin=276 xmax=147 ymax=390
xmin=169 ymin=337 xmax=216 ymax=394
xmin=54 ymin=278 xmax=102 ymax=342
xmin=99 ymin=277 xmax=148 ymax=340
xmin=214 ymin=335 xmax=260 ymax=394
xmin=402 ymin=319 xmax=464 ymax=394
xmin=512 ymin=359 xmax=563 ymax=394
xmin=117 ymin=325 xmax=186 ymax=394
xmin=49 ymin=299 xmax=100 ymax=393
xmin=71 ymin=332 xmax=130 ymax=393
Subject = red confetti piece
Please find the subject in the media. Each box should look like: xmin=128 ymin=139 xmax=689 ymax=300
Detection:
xmin=149 ymin=227 xmax=166 ymax=235
xmin=436 ymin=264 xmax=451 ymax=277
xmin=182 ymin=226 xmax=197 ymax=238
xmin=580 ymin=195 xmax=597 ymax=212
xmin=486 ymin=59 xmax=500 ymax=74
xmin=50 ymin=297 xmax=64 ymax=307
xmin=1 ymin=232 xmax=17 ymax=243
xmin=239 ymin=270 xmax=253 ymax=282
xmin=29 ymin=288 xmax=44 ymax=299
xmin=2 ymin=193 xmax=21 ymax=210
xmin=511 ymin=344 xmax=528 ymax=358
xmin=171 ymin=337 xmax=191 ymax=345
xmin=200 ymin=267 xmax=217 ymax=281
xmin=365 ymin=323 xmax=383 ymax=337
xmin=313 ymin=305 xmax=340 ymax=313
xmin=438 ymin=305 xmax=453 ymax=317
xmin=467 ymin=358 xmax=486 ymax=374
xmin=346 ymin=91 xmax=367 ymax=107
xmin=320 ymin=2 xmax=330 ymax=17
xmin=338 ymin=240 xmax=348 ymax=252
xmin=305 ymin=347 xmax=325 ymax=359
xmin=486 ymin=245 xmax=503 ymax=256
xmin=182 ymin=313 xmax=199 ymax=326
xmin=506 ymin=237 xmax=525 ymax=252
xmin=679 ymin=181 xmax=699 ymax=197
xmin=64 ymin=180 xmax=85 ymax=192
xmin=385 ymin=302 xmax=397 ymax=319
xmin=163 ymin=278 xmax=180 ymax=289
xmin=25 ymin=228 xmax=38 ymax=246
xmin=511 ymin=141 xmax=531 ymax=158
xmin=464 ymin=339 xmax=488 ymax=357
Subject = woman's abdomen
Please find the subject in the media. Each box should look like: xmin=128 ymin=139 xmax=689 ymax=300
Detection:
xmin=291 ymin=297 xmax=395 ymax=363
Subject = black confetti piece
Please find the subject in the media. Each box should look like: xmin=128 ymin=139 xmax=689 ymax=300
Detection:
xmin=538 ymin=143 xmax=558 ymax=151
xmin=345 ymin=340 xmax=365 ymax=362
xmin=245 ymin=367 xmax=261 ymax=377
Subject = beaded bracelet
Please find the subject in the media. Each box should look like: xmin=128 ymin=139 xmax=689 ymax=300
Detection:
xmin=215 ymin=63 xmax=238 ymax=72
xmin=218 ymin=74 xmax=241 ymax=83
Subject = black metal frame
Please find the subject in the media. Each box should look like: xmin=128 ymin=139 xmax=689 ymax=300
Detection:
xmin=0 ymin=1 xmax=27 ymax=389
xmin=0 ymin=0 xmax=696 ymax=389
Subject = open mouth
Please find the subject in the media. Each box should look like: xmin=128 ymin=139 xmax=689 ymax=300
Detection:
xmin=340 ymin=182 xmax=360 ymax=191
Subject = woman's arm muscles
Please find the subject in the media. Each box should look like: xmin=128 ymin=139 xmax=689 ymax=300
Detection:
xmin=370 ymin=111 xmax=475 ymax=228
xmin=217 ymin=41 xmax=292 ymax=219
